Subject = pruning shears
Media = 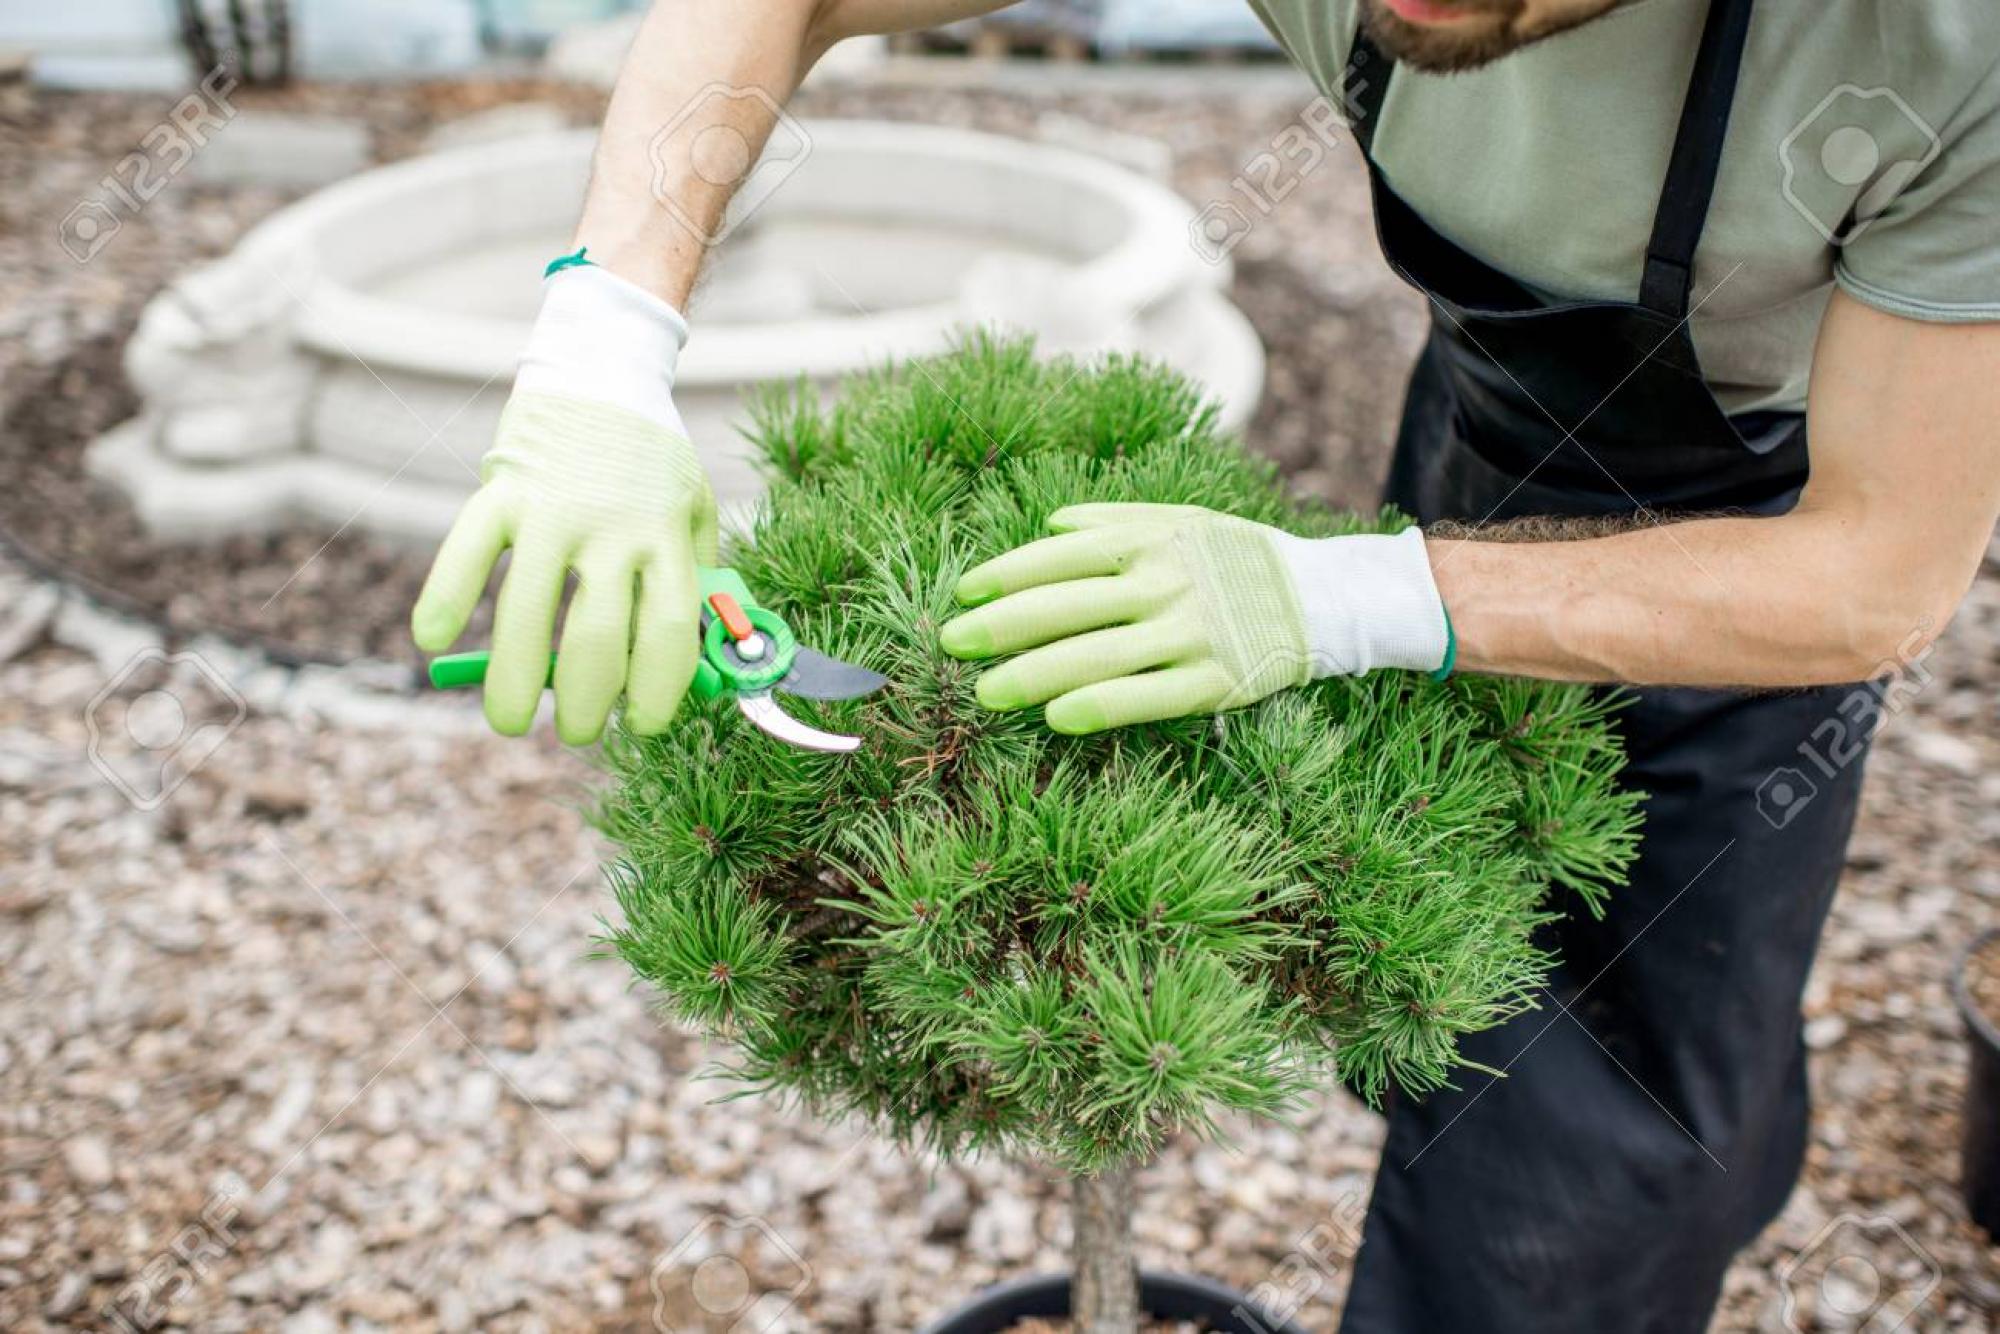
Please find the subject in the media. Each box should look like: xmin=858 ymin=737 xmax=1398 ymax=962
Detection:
xmin=426 ymin=566 xmax=888 ymax=752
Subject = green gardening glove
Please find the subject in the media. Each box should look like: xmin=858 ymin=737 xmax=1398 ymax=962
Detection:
xmin=939 ymin=503 xmax=1452 ymax=734
xmin=411 ymin=258 xmax=717 ymax=744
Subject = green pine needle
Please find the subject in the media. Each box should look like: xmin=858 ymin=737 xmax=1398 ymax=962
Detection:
xmin=594 ymin=335 xmax=1640 ymax=1171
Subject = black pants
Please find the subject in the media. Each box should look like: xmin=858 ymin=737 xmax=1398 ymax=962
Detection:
xmin=1338 ymin=344 xmax=1873 ymax=1334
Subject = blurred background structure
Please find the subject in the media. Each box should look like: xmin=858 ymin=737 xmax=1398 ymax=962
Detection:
xmin=1 ymin=5 xmax=1995 ymax=1330
xmin=88 ymin=119 xmax=1265 ymax=541
xmin=1 ymin=0 xmax=1278 ymax=89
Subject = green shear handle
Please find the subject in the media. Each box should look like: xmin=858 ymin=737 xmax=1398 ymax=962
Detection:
xmin=428 ymin=567 xmax=788 ymax=698
xmin=427 ymin=566 xmax=886 ymax=752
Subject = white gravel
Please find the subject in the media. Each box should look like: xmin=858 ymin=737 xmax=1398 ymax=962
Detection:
xmin=5 ymin=534 xmax=1997 ymax=1332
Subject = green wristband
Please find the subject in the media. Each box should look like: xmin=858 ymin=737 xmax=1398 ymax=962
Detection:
xmin=543 ymin=246 xmax=594 ymax=278
xmin=1428 ymin=608 xmax=1457 ymax=684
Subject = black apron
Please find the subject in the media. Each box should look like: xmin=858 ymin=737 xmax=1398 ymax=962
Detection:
xmin=1337 ymin=3 xmax=1872 ymax=1331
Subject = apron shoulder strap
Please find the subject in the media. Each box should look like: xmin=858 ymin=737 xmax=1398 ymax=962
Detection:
xmin=1346 ymin=0 xmax=1756 ymax=321
xmin=1345 ymin=25 xmax=1394 ymax=158
xmin=1639 ymin=0 xmax=1757 ymax=318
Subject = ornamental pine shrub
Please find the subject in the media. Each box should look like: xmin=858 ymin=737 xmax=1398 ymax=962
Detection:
xmin=596 ymin=334 xmax=1640 ymax=1178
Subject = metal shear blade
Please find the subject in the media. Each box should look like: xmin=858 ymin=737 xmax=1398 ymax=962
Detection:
xmin=779 ymin=646 xmax=891 ymax=701
xmin=735 ymin=692 xmax=863 ymax=753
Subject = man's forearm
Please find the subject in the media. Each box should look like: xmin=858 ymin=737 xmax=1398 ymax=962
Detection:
xmin=572 ymin=0 xmax=1009 ymax=305
xmin=1429 ymin=512 xmax=1959 ymax=688
xmin=571 ymin=0 xmax=818 ymax=305
xmin=1432 ymin=296 xmax=1998 ymax=690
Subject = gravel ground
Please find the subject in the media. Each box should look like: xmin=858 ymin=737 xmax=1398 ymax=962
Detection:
xmin=3 ymin=62 xmax=1997 ymax=1334
xmin=4 ymin=539 xmax=1995 ymax=1333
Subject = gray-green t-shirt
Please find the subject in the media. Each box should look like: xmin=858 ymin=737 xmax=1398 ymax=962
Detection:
xmin=1243 ymin=0 xmax=2000 ymax=413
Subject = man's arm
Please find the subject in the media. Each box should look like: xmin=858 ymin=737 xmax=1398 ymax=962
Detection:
xmin=574 ymin=0 xmax=1012 ymax=306
xmin=414 ymin=0 xmax=1014 ymax=741
xmin=1430 ymin=290 xmax=2000 ymax=687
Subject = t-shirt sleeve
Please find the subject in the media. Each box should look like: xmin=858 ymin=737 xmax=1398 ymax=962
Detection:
xmin=1836 ymin=57 xmax=2000 ymax=324
xmin=1235 ymin=0 xmax=1357 ymax=102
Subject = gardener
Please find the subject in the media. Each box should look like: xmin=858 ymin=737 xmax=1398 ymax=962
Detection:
xmin=412 ymin=0 xmax=2000 ymax=1329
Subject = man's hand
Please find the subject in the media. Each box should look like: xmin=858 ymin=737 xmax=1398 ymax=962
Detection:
xmin=410 ymin=0 xmax=1018 ymax=744
xmin=939 ymin=503 xmax=1451 ymax=733
xmin=411 ymin=262 xmax=717 ymax=744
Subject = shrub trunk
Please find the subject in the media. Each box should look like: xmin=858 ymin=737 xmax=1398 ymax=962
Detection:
xmin=1072 ymin=1165 xmax=1139 ymax=1332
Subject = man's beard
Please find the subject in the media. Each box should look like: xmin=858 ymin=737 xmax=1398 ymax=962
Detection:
xmin=1357 ymin=0 xmax=1618 ymax=74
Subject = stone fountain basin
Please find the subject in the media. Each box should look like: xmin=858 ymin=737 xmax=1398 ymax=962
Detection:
xmin=93 ymin=121 xmax=1265 ymax=542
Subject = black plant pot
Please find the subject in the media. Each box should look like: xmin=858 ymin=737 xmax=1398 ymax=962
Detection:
xmin=1954 ymin=928 xmax=2000 ymax=1241
xmin=919 ymin=1270 xmax=1310 ymax=1334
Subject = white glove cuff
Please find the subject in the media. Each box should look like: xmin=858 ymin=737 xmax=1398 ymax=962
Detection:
xmin=514 ymin=262 xmax=689 ymax=430
xmin=1267 ymin=527 xmax=1452 ymax=677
